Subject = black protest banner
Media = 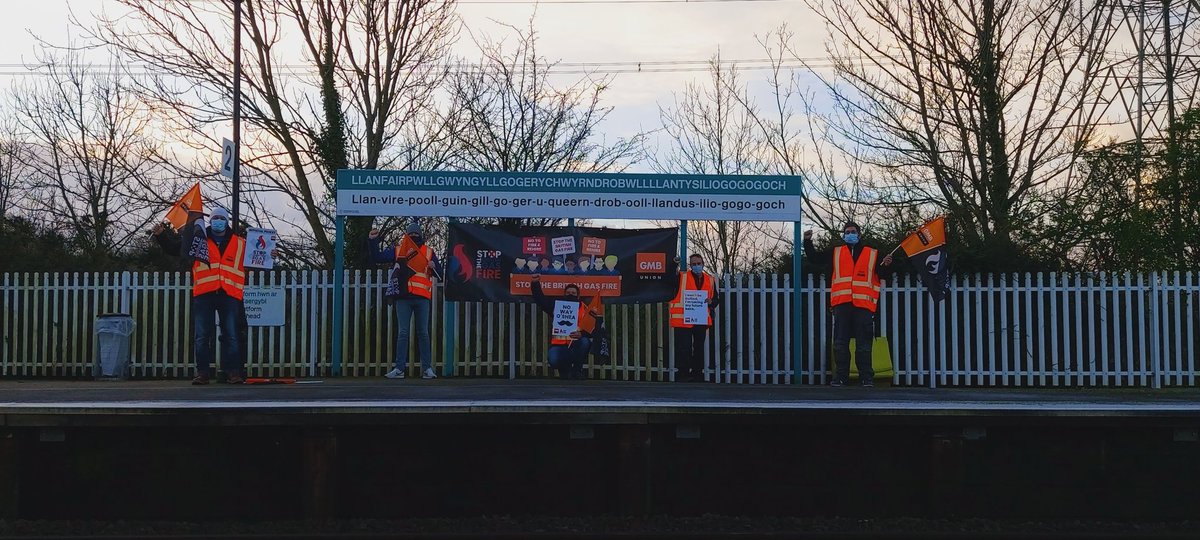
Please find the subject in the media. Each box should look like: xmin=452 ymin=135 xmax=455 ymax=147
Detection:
xmin=446 ymin=223 xmax=679 ymax=304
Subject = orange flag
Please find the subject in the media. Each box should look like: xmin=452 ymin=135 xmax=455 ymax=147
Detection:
xmin=165 ymin=184 xmax=204 ymax=230
xmin=396 ymin=234 xmax=429 ymax=273
xmin=899 ymin=215 xmax=947 ymax=257
xmin=579 ymin=295 xmax=603 ymax=334
xmin=396 ymin=234 xmax=418 ymax=259
xmin=588 ymin=294 xmax=604 ymax=317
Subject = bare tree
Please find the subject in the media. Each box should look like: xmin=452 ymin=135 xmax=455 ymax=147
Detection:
xmin=90 ymin=0 xmax=459 ymax=267
xmin=651 ymin=53 xmax=785 ymax=275
xmin=0 ymin=118 xmax=29 ymax=224
xmin=445 ymin=22 xmax=642 ymax=227
xmin=801 ymin=0 xmax=1120 ymax=269
xmin=11 ymin=51 xmax=167 ymax=258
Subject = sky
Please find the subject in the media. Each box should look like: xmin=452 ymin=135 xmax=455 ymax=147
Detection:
xmin=0 ymin=0 xmax=829 ymax=234
xmin=0 ymin=0 xmax=829 ymax=148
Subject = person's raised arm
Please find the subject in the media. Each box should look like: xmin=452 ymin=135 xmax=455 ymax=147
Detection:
xmin=876 ymin=249 xmax=906 ymax=283
xmin=367 ymin=229 xmax=400 ymax=265
xmin=150 ymin=222 xmax=183 ymax=256
xmin=802 ymin=229 xmax=835 ymax=268
xmin=530 ymin=274 xmax=555 ymax=314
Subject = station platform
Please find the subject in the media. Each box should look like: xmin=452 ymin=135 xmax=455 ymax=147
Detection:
xmin=0 ymin=378 xmax=1196 ymax=427
xmin=0 ymin=378 xmax=1198 ymax=521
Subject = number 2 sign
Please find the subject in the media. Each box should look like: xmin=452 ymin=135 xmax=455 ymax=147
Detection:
xmin=220 ymin=138 xmax=236 ymax=178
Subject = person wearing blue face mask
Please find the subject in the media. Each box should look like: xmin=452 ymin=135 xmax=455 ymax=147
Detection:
xmin=668 ymin=254 xmax=721 ymax=382
xmin=803 ymin=221 xmax=896 ymax=387
xmin=151 ymin=207 xmax=248 ymax=385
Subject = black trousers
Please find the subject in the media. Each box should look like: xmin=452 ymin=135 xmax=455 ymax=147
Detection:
xmin=674 ymin=326 xmax=709 ymax=380
xmin=832 ymin=304 xmax=875 ymax=383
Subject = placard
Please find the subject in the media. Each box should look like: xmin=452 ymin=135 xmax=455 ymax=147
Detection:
xmin=552 ymin=300 xmax=579 ymax=338
xmin=244 ymin=288 xmax=285 ymax=327
xmin=582 ymin=237 xmax=606 ymax=256
xmin=682 ymin=289 xmax=710 ymax=325
xmin=243 ymin=228 xmax=277 ymax=269
xmin=551 ymin=236 xmax=577 ymax=256
xmin=523 ymin=236 xmax=546 ymax=255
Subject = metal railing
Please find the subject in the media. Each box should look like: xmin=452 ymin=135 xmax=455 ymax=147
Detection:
xmin=2 ymin=271 xmax=1196 ymax=386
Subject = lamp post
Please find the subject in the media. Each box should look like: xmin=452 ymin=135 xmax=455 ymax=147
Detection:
xmin=232 ymin=0 xmax=243 ymax=226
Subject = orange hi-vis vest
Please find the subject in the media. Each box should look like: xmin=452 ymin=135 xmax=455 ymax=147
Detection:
xmin=550 ymin=302 xmax=588 ymax=346
xmin=831 ymin=245 xmax=881 ymax=313
xmin=669 ymin=271 xmax=715 ymax=328
xmin=192 ymin=235 xmax=247 ymax=300
xmin=396 ymin=245 xmax=435 ymax=299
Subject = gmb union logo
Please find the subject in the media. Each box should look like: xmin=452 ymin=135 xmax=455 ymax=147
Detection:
xmin=636 ymin=252 xmax=666 ymax=274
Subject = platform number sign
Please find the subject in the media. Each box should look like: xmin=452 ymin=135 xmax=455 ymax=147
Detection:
xmin=220 ymin=138 xmax=235 ymax=178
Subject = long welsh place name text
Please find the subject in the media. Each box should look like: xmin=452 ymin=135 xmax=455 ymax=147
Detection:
xmin=349 ymin=194 xmax=789 ymax=212
xmin=347 ymin=174 xmax=790 ymax=193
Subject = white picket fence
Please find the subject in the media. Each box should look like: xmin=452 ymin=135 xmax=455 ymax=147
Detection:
xmin=1 ymin=271 xmax=1197 ymax=386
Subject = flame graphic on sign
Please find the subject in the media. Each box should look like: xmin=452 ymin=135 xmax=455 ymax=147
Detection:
xmin=256 ymin=236 xmax=267 ymax=249
xmin=452 ymin=244 xmax=474 ymax=281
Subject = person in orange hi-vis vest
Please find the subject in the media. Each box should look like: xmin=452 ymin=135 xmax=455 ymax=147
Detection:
xmin=151 ymin=207 xmax=260 ymax=385
xmin=530 ymin=274 xmax=600 ymax=379
xmin=369 ymin=222 xmax=443 ymax=380
xmin=669 ymin=253 xmax=722 ymax=383
xmin=803 ymin=221 xmax=897 ymax=387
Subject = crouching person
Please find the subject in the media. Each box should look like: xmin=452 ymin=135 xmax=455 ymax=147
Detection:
xmin=530 ymin=274 xmax=597 ymax=379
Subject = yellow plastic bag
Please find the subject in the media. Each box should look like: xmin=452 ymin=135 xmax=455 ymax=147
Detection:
xmin=830 ymin=337 xmax=894 ymax=378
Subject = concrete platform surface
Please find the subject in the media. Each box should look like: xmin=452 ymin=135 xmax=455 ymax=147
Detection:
xmin=0 ymin=378 xmax=1196 ymax=421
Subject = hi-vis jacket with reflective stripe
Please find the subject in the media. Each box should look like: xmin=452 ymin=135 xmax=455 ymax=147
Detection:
xmin=396 ymin=245 xmax=436 ymax=299
xmin=192 ymin=235 xmax=247 ymax=300
xmin=831 ymin=245 xmax=881 ymax=312
xmin=669 ymin=271 xmax=715 ymax=328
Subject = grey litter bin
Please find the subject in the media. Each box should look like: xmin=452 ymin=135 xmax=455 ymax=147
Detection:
xmin=94 ymin=313 xmax=135 ymax=380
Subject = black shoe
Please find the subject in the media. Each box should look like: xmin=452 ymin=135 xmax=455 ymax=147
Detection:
xmin=191 ymin=373 xmax=211 ymax=385
xmin=830 ymin=379 xmax=845 ymax=387
xmin=861 ymin=380 xmax=874 ymax=388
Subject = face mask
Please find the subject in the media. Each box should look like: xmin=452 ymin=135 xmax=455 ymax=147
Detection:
xmin=565 ymin=291 xmax=579 ymax=300
xmin=691 ymin=264 xmax=704 ymax=274
xmin=211 ymin=219 xmax=227 ymax=234
xmin=842 ymin=232 xmax=859 ymax=244
xmin=410 ymin=234 xmax=425 ymax=246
